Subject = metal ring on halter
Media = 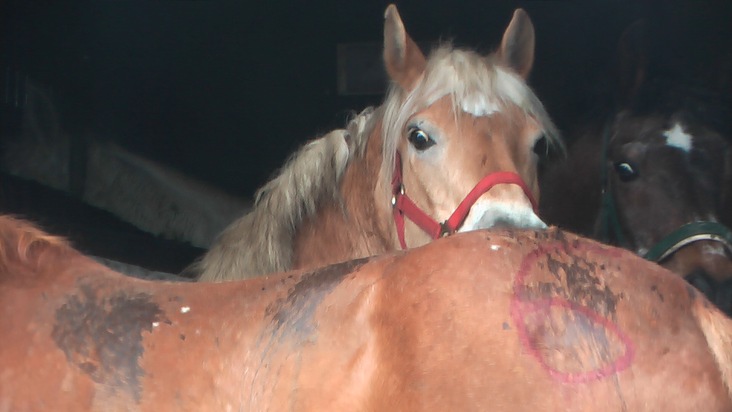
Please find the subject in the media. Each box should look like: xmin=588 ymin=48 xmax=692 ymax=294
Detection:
xmin=391 ymin=184 xmax=405 ymax=207
xmin=439 ymin=221 xmax=452 ymax=237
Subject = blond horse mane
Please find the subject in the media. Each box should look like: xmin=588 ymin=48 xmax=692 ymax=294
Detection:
xmin=195 ymin=43 xmax=560 ymax=281
xmin=0 ymin=215 xmax=71 ymax=275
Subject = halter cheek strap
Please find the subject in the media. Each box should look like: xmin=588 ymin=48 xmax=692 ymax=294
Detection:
xmin=391 ymin=152 xmax=538 ymax=249
xmin=598 ymin=120 xmax=628 ymax=246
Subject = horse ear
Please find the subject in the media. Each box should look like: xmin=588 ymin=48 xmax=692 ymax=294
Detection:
xmin=616 ymin=20 xmax=649 ymax=107
xmin=497 ymin=9 xmax=535 ymax=79
xmin=383 ymin=4 xmax=426 ymax=91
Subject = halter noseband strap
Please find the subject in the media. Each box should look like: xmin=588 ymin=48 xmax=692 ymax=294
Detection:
xmin=642 ymin=221 xmax=732 ymax=262
xmin=391 ymin=152 xmax=538 ymax=249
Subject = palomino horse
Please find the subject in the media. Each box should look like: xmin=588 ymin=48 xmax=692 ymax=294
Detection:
xmin=540 ymin=22 xmax=732 ymax=313
xmin=2 ymin=215 xmax=732 ymax=410
xmin=192 ymin=5 xmax=561 ymax=281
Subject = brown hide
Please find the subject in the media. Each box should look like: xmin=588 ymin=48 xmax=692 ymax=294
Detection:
xmin=1 ymin=216 xmax=731 ymax=411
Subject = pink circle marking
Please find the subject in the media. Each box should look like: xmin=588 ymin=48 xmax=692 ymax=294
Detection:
xmin=510 ymin=241 xmax=635 ymax=383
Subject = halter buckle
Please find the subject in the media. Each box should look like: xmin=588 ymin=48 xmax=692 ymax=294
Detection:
xmin=391 ymin=184 xmax=404 ymax=207
xmin=439 ymin=221 xmax=452 ymax=237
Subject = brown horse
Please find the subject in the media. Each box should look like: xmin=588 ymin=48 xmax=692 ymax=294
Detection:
xmin=191 ymin=4 xmax=560 ymax=281
xmin=2 ymin=214 xmax=732 ymax=410
xmin=540 ymin=21 xmax=732 ymax=313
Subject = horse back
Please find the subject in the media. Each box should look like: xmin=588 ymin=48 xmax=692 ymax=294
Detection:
xmin=366 ymin=228 xmax=732 ymax=411
xmin=0 ymin=224 xmax=390 ymax=410
xmin=2 ymin=216 xmax=732 ymax=411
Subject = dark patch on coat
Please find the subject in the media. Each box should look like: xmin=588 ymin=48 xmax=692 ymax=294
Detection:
xmin=264 ymin=257 xmax=371 ymax=345
xmin=546 ymin=252 xmax=619 ymax=318
xmin=651 ymin=285 xmax=665 ymax=302
xmin=51 ymin=282 xmax=166 ymax=403
xmin=520 ymin=243 xmax=621 ymax=319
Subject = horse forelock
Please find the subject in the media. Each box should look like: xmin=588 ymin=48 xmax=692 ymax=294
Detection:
xmin=380 ymin=44 xmax=562 ymax=193
xmin=0 ymin=216 xmax=69 ymax=274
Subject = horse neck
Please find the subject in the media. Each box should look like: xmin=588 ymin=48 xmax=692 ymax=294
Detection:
xmin=291 ymin=127 xmax=395 ymax=271
xmin=540 ymin=123 xmax=605 ymax=236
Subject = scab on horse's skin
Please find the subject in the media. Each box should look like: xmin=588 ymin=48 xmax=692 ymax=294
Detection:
xmin=650 ymin=284 xmax=665 ymax=303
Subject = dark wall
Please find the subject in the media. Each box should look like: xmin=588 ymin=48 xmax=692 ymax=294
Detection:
xmin=2 ymin=0 xmax=731 ymax=197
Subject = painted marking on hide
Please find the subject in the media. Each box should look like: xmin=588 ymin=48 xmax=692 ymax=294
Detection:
xmin=248 ymin=257 xmax=373 ymax=409
xmin=510 ymin=238 xmax=635 ymax=383
xmin=264 ymin=257 xmax=371 ymax=344
xmin=52 ymin=283 xmax=166 ymax=402
xmin=663 ymin=122 xmax=693 ymax=152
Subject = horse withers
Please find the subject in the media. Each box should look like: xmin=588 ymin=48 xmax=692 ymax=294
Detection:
xmin=540 ymin=21 xmax=732 ymax=313
xmin=1 ymin=215 xmax=731 ymax=410
xmin=190 ymin=4 xmax=561 ymax=281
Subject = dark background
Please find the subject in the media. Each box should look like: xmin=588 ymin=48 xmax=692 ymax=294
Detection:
xmin=2 ymin=0 xmax=731 ymax=199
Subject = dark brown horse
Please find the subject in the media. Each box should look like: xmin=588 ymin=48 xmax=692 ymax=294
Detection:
xmin=2 ymin=214 xmax=732 ymax=411
xmin=191 ymin=4 xmax=560 ymax=282
xmin=540 ymin=21 xmax=732 ymax=313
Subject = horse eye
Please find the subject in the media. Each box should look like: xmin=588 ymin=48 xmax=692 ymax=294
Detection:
xmin=532 ymin=135 xmax=549 ymax=158
xmin=407 ymin=128 xmax=436 ymax=151
xmin=613 ymin=161 xmax=639 ymax=182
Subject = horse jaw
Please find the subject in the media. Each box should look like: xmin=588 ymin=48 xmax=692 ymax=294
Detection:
xmin=458 ymin=199 xmax=546 ymax=232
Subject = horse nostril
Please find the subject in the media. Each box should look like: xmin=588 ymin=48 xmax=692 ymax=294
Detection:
xmin=491 ymin=218 xmax=514 ymax=230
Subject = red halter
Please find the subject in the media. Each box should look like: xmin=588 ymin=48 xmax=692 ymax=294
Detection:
xmin=391 ymin=152 xmax=538 ymax=249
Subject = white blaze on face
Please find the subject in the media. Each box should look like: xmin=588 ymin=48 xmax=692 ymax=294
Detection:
xmin=458 ymin=199 xmax=546 ymax=232
xmin=663 ymin=122 xmax=693 ymax=152
xmin=461 ymin=93 xmax=500 ymax=117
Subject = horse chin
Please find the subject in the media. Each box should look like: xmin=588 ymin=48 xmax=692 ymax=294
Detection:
xmin=458 ymin=201 xmax=547 ymax=232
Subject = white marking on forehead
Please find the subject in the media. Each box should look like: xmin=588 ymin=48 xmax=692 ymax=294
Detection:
xmin=457 ymin=68 xmax=527 ymax=117
xmin=460 ymin=93 xmax=500 ymax=117
xmin=490 ymin=244 xmax=501 ymax=251
xmin=180 ymin=306 xmax=191 ymax=314
xmin=663 ymin=122 xmax=693 ymax=152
